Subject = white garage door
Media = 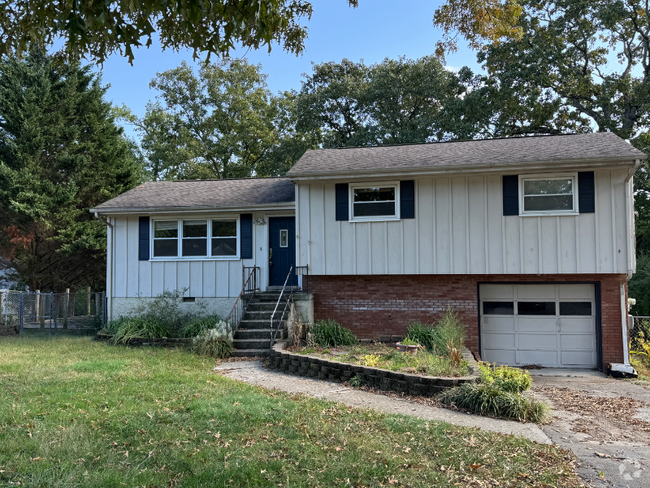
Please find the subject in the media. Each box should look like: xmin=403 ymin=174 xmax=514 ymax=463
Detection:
xmin=479 ymin=284 xmax=597 ymax=368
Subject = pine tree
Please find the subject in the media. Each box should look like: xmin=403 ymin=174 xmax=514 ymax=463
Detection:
xmin=0 ymin=51 xmax=142 ymax=291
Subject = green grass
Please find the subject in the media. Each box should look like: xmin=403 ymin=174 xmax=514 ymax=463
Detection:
xmin=0 ymin=337 xmax=581 ymax=487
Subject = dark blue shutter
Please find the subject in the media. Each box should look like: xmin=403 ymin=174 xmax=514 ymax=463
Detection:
xmin=335 ymin=183 xmax=349 ymax=221
xmin=400 ymin=180 xmax=415 ymax=219
xmin=578 ymin=171 xmax=595 ymax=213
xmin=240 ymin=214 xmax=253 ymax=259
xmin=502 ymin=175 xmax=519 ymax=216
xmin=138 ymin=217 xmax=150 ymax=261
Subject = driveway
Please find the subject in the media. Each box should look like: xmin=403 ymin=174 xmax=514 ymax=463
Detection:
xmin=530 ymin=371 xmax=650 ymax=488
xmin=215 ymin=361 xmax=649 ymax=488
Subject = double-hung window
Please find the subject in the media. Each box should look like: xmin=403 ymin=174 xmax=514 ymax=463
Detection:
xmin=151 ymin=218 xmax=239 ymax=259
xmin=520 ymin=174 xmax=577 ymax=215
xmin=350 ymin=183 xmax=399 ymax=222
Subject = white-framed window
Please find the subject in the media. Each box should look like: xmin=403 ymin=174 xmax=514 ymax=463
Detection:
xmin=349 ymin=182 xmax=400 ymax=222
xmin=519 ymin=174 xmax=577 ymax=215
xmin=151 ymin=217 xmax=240 ymax=260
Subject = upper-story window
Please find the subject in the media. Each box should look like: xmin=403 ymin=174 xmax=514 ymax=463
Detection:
xmin=350 ymin=183 xmax=400 ymax=222
xmin=520 ymin=174 xmax=577 ymax=215
xmin=151 ymin=218 xmax=239 ymax=259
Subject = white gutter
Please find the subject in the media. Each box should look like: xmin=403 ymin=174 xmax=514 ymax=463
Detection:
xmin=620 ymin=159 xmax=642 ymax=367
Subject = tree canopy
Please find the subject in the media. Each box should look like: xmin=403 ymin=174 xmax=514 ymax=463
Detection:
xmin=295 ymin=56 xmax=469 ymax=147
xmin=0 ymin=51 xmax=142 ymax=291
xmin=0 ymin=0 xmax=358 ymax=64
xmin=127 ymin=59 xmax=316 ymax=180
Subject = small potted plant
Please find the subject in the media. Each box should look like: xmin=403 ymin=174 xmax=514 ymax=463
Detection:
xmin=396 ymin=337 xmax=420 ymax=355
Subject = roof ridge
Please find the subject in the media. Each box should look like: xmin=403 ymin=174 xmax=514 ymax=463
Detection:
xmin=143 ymin=176 xmax=290 ymax=184
xmin=306 ymin=132 xmax=608 ymax=152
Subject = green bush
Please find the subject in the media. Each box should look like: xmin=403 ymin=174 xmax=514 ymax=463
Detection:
xmin=103 ymin=289 xmax=224 ymax=341
xmin=310 ymin=319 xmax=357 ymax=347
xmin=180 ymin=315 xmax=222 ymax=338
xmin=192 ymin=321 xmax=234 ymax=359
xmin=438 ymin=382 xmax=549 ymax=423
xmin=108 ymin=316 xmax=172 ymax=344
xmin=479 ymin=363 xmax=532 ymax=393
xmin=405 ymin=307 xmax=466 ymax=355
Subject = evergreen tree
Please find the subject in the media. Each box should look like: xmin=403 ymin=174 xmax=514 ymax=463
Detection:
xmin=0 ymin=51 xmax=142 ymax=291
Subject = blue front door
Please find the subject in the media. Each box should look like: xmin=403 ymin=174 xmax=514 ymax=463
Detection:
xmin=269 ymin=217 xmax=297 ymax=287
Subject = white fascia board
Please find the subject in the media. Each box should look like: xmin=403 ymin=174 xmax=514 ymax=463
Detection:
xmin=90 ymin=202 xmax=296 ymax=215
xmin=287 ymin=158 xmax=639 ymax=182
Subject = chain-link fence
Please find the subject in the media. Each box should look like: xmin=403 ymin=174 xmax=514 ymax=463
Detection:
xmin=0 ymin=289 xmax=106 ymax=336
xmin=630 ymin=316 xmax=650 ymax=355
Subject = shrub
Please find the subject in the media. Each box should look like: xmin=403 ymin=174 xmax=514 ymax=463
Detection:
xmin=405 ymin=307 xmax=466 ymax=356
xmin=399 ymin=337 xmax=419 ymax=346
xmin=192 ymin=320 xmax=234 ymax=359
xmin=439 ymin=382 xmax=549 ymax=423
xmin=479 ymin=363 xmax=532 ymax=393
xmin=108 ymin=316 xmax=172 ymax=344
xmin=180 ymin=315 xmax=222 ymax=338
xmin=310 ymin=319 xmax=357 ymax=347
xmin=360 ymin=354 xmax=381 ymax=367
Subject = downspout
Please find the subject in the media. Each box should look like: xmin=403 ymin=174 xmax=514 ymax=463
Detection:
xmin=621 ymin=159 xmax=641 ymax=367
xmin=93 ymin=212 xmax=113 ymax=322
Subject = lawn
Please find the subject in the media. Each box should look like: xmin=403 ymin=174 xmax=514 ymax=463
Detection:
xmin=0 ymin=337 xmax=581 ymax=487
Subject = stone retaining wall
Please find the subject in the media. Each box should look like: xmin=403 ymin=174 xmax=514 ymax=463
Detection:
xmin=267 ymin=341 xmax=477 ymax=397
xmin=96 ymin=333 xmax=191 ymax=348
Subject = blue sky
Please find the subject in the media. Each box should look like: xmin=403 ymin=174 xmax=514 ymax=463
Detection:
xmin=95 ymin=0 xmax=481 ymax=131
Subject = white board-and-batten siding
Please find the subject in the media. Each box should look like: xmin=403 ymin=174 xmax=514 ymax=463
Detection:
xmin=296 ymin=169 xmax=632 ymax=276
xmin=108 ymin=211 xmax=283 ymax=299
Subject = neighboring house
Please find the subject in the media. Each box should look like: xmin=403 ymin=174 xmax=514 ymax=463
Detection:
xmin=92 ymin=132 xmax=646 ymax=371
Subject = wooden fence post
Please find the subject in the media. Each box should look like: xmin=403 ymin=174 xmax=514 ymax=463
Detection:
xmin=36 ymin=290 xmax=44 ymax=328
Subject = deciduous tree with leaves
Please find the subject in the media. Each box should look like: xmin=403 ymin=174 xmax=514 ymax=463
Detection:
xmin=0 ymin=51 xmax=142 ymax=291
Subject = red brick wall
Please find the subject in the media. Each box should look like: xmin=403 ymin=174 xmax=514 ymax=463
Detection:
xmin=306 ymin=274 xmax=628 ymax=366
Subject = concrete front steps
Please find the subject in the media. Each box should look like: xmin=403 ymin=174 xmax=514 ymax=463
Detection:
xmin=232 ymin=291 xmax=288 ymax=357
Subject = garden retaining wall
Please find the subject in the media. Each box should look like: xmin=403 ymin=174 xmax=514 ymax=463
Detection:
xmin=267 ymin=341 xmax=477 ymax=396
xmin=96 ymin=332 xmax=191 ymax=348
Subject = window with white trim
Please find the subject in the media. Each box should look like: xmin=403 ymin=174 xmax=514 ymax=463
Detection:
xmin=151 ymin=218 xmax=239 ymax=259
xmin=153 ymin=221 xmax=178 ymax=257
xmin=350 ymin=183 xmax=399 ymax=221
xmin=211 ymin=219 xmax=237 ymax=256
xmin=520 ymin=174 xmax=577 ymax=215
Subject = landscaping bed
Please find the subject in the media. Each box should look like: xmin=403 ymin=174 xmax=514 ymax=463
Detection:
xmin=269 ymin=341 xmax=477 ymax=396
xmin=286 ymin=342 xmax=474 ymax=377
xmin=96 ymin=331 xmax=191 ymax=347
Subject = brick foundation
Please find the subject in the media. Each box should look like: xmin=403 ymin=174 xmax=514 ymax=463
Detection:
xmin=306 ymin=274 xmax=628 ymax=367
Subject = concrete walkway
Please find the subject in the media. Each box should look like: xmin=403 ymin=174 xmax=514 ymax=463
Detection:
xmin=214 ymin=360 xmax=551 ymax=444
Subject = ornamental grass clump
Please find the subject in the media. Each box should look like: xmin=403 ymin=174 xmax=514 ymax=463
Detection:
xmin=405 ymin=307 xmax=466 ymax=356
xmin=310 ymin=319 xmax=357 ymax=347
xmin=439 ymin=363 xmax=549 ymax=424
xmin=192 ymin=320 xmax=234 ymax=359
xmin=108 ymin=316 xmax=172 ymax=344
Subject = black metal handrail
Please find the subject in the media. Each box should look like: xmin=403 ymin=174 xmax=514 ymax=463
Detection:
xmin=269 ymin=266 xmax=293 ymax=347
xmin=226 ymin=266 xmax=259 ymax=331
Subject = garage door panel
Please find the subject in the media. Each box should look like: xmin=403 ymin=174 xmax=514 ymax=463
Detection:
xmin=559 ymin=318 xmax=594 ymax=333
xmin=482 ymin=316 xmax=515 ymax=331
xmin=558 ymin=284 xmax=593 ymax=299
xmin=516 ymin=285 xmax=556 ymax=299
xmin=518 ymin=350 xmax=558 ymax=366
xmin=482 ymin=333 xmax=515 ymax=349
xmin=483 ymin=349 xmax=516 ymax=364
xmin=481 ymin=285 xmax=515 ymax=300
xmin=561 ymin=350 xmax=595 ymax=366
xmin=561 ymin=334 xmax=596 ymax=349
xmin=518 ymin=317 xmax=557 ymax=333
xmin=519 ymin=333 xmax=557 ymax=349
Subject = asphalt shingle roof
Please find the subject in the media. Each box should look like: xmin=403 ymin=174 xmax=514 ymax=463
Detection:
xmin=287 ymin=133 xmax=645 ymax=178
xmin=92 ymin=177 xmax=295 ymax=213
